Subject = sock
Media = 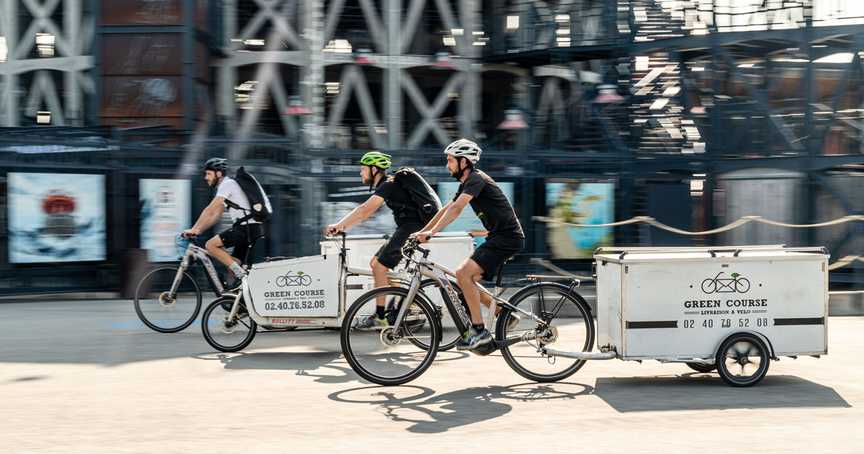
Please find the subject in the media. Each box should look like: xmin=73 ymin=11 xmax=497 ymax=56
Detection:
xmin=229 ymin=262 xmax=246 ymax=278
xmin=376 ymin=305 xmax=386 ymax=319
xmin=472 ymin=323 xmax=485 ymax=332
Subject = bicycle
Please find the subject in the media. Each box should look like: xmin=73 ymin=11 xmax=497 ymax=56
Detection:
xmin=133 ymin=219 xmax=264 ymax=333
xmin=340 ymin=238 xmax=596 ymax=386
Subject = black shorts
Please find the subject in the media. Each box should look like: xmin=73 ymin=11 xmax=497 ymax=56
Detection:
xmin=375 ymin=223 xmax=423 ymax=269
xmin=218 ymin=223 xmax=264 ymax=263
xmin=471 ymin=234 xmax=524 ymax=281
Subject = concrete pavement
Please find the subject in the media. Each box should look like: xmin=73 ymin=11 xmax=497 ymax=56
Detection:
xmin=0 ymin=299 xmax=862 ymax=453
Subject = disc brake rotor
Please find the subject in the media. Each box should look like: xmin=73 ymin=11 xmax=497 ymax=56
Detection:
xmin=158 ymin=292 xmax=176 ymax=308
xmin=379 ymin=327 xmax=402 ymax=346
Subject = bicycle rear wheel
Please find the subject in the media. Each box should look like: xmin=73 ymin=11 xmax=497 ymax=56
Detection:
xmin=134 ymin=266 xmax=202 ymax=333
xmin=201 ymin=296 xmax=257 ymax=352
xmin=496 ymin=282 xmax=595 ymax=383
xmin=341 ymin=287 xmax=440 ymax=386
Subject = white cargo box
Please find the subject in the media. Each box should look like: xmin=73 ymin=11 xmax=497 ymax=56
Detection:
xmin=319 ymin=232 xmax=474 ymax=270
xmin=246 ymin=255 xmax=341 ymax=318
xmin=594 ymin=246 xmax=829 ymax=361
xmin=242 ymin=233 xmax=475 ymax=322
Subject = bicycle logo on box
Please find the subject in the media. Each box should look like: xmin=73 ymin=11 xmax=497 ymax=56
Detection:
xmin=276 ymin=271 xmax=313 ymax=287
xmin=700 ymin=272 xmax=750 ymax=294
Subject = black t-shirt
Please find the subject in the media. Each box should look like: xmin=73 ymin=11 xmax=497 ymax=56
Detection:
xmin=453 ymin=170 xmax=524 ymax=238
xmin=374 ymin=177 xmax=423 ymax=227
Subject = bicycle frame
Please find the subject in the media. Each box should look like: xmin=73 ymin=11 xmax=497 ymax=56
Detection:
xmin=390 ymin=250 xmax=546 ymax=340
xmin=169 ymin=243 xmax=225 ymax=298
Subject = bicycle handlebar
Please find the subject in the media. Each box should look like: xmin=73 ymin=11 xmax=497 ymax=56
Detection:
xmin=401 ymin=237 xmax=430 ymax=261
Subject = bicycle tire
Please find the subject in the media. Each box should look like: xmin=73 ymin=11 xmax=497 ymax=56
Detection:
xmin=134 ymin=266 xmax=202 ymax=333
xmin=201 ymin=296 xmax=257 ymax=352
xmin=341 ymin=286 xmax=440 ymax=386
xmin=496 ymin=282 xmax=595 ymax=383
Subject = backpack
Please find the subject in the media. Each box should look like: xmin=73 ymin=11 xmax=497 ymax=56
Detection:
xmin=232 ymin=167 xmax=273 ymax=223
xmin=393 ymin=167 xmax=441 ymax=225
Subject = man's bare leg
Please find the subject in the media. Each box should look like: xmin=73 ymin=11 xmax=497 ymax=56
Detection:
xmin=455 ymin=259 xmax=486 ymax=326
xmin=370 ymin=257 xmax=390 ymax=309
xmin=206 ymin=236 xmax=244 ymax=279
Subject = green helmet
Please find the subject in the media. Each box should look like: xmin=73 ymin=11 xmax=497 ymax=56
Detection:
xmin=359 ymin=151 xmax=392 ymax=170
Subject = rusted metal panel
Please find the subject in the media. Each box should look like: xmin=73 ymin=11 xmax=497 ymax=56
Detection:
xmin=102 ymin=0 xmax=183 ymax=26
xmin=102 ymin=34 xmax=183 ymax=75
xmin=101 ymin=76 xmax=183 ymax=118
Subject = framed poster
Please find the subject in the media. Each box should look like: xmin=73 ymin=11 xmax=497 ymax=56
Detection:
xmin=140 ymin=178 xmax=191 ymax=261
xmin=437 ymin=181 xmax=515 ymax=246
xmin=8 ymin=173 xmax=106 ymax=263
xmin=546 ymin=180 xmax=614 ymax=259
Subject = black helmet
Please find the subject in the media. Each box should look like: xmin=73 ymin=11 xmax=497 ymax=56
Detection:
xmin=203 ymin=157 xmax=228 ymax=173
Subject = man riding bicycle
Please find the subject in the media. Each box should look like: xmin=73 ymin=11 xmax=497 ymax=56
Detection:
xmin=414 ymin=139 xmax=524 ymax=351
xmin=324 ymin=151 xmax=438 ymax=329
xmin=182 ymin=158 xmax=263 ymax=286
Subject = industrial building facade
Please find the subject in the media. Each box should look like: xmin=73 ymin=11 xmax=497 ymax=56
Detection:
xmin=1 ymin=1 xmax=863 ymax=293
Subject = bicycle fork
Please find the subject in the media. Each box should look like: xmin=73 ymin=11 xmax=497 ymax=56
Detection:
xmin=167 ymin=256 xmax=191 ymax=298
xmin=390 ymin=276 xmax=423 ymax=333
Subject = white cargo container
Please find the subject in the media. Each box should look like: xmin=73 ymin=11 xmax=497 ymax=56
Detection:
xmin=239 ymin=233 xmax=474 ymax=330
xmin=592 ymin=245 xmax=828 ymax=386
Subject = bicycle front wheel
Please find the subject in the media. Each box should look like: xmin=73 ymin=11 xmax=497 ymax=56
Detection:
xmin=201 ymin=296 xmax=257 ymax=352
xmin=134 ymin=266 xmax=202 ymax=333
xmin=496 ymin=283 xmax=595 ymax=383
xmin=341 ymin=287 xmax=440 ymax=386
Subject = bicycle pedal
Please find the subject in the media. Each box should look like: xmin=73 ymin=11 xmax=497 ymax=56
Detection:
xmin=470 ymin=342 xmax=498 ymax=356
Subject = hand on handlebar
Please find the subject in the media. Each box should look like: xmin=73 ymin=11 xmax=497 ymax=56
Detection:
xmin=181 ymin=228 xmax=199 ymax=239
xmin=323 ymin=223 xmax=344 ymax=237
xmin=411 ymin=230 xmax=435 ymax=243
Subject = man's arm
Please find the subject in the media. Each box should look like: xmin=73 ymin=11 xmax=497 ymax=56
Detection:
xmin=184 ymin=197 xmax=226 ymax=237
xmin=415 ymin=194 xmax=472 ymax=242
xmin=324 ymin=195 xmax=385 ymax=235
xmin=418 ymin=200 xmax=451 ymax=232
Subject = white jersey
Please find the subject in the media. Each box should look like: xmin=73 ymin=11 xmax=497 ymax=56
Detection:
xmin=216 ymin=177 xmax=259 ymax=224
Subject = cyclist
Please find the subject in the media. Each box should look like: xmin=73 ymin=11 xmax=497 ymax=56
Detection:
xmin=324 ymin=151 xmax=437 ymax=329
xmin=413 ymin=139 xmax=524 ymax=351
xmin=182 ymin=158 xmax=263 ymax=286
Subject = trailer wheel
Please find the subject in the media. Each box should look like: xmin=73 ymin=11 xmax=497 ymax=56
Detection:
xmin=715 ymin=333 xmax=770 ymax=387
xmin=685 ymin=362 xmax=716 ymax=373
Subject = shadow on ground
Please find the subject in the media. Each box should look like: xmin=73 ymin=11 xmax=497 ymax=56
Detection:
xmin=0 ymin=299 xmax=345 ymax=365
xmin=193 ymin=351 xmax=357 ymax=384
xmin=593 ymin=374 xmax=851 ymax=412
xmin=329 ymin=382 xmax=594 ymax=433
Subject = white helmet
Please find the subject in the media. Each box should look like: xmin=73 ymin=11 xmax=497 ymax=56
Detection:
xmin=444 ymin=138 xmax=482 ymax=164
